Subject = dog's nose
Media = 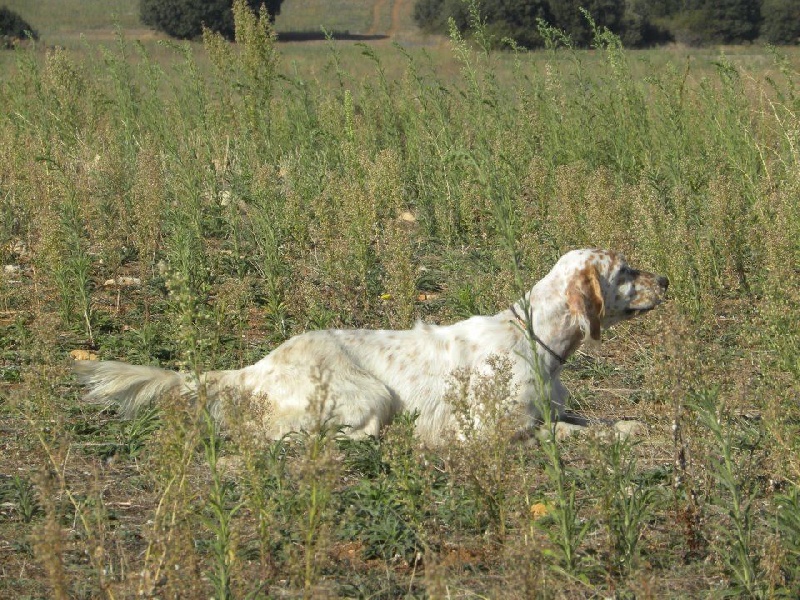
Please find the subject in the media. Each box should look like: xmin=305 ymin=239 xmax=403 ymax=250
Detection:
xmin=657 ymin=275 xmax=669 ymax=290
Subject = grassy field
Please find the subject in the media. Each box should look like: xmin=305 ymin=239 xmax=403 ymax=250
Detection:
xmin=1 ymin=1 xmax=799 ymax=598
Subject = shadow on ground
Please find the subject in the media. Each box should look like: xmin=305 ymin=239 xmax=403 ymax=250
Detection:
xmin=276 ymin=30 xmax=389 ymax=42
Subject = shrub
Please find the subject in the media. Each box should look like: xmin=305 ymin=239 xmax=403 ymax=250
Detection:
xmin=761 ymin=0 xmax=800 ymax=44
xmin=706 ymin=0 xmax=761 ymax=43
xmin=0 ymin=6 xmax=38 ymax=44
xmin=662 ymin=8 xmax=707 ymax=46
xmin=413 ymin=0 xmax=470 ymax=37
xmin=548 ymin=0 xmax=626 ymax=47
xmin=413 ymin=0 xmax=667 ymax=48
xmin=140 ymin=0 xmax=284 ymax=40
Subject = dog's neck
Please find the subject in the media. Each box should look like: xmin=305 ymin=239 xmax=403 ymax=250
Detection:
xmin=505 ymin=291 xmax=585 ymax=371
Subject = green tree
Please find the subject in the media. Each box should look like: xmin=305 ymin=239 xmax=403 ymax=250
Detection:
xmin=761 ymin=0 xmax=800 ymax=44
xmin=413 ymin=0 xmax=667 ymax=48
xmin=140 ymin=0 xmax=284 ymax=40
xmin=413 ymin=0 xmax=470 ymax=36
xmin=646 ymin=0 xmax=690 ymax=18
xmin=482 ymin=0 xmax=553 ymax=48
xmin=619 ymin=8 xmax=673 ymax=47
xmin=667 ymin=5 xmax=712 ymax=46
xmin=414 ymin=0 xmax=551 ymax=48
xmin=548 ymin=0 xmax=626 ymax=47
xmin=707 ymin=0 xmax=761 ymax=42
xmin=0 ymin=6 xmax=38 ymax=42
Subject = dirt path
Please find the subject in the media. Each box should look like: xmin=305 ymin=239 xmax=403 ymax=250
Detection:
xmin=387 ymin=0 xmax=404 ymax=37
xmin=367 ymin=0 xmax=407 ymax=37
xmin=367 ymin=0 xmax=387 ymax=36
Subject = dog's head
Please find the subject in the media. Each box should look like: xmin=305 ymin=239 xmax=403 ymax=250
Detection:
xmin=560 ymin=249 xmax=668 ymax=342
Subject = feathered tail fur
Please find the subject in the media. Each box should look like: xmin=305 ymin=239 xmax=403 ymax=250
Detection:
xmin=74 ymin=360 xmax=197 ymax=418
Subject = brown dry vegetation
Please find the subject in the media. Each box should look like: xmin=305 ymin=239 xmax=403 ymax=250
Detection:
xmin=1 ymin=1 xmax=799 ymax=598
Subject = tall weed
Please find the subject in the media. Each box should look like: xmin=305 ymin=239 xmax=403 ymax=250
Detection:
xmin=0 ymin=1 xmax=799 ymax=596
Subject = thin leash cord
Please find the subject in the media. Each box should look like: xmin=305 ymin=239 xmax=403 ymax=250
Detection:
xmin=508 ymin=304 xmax=567 ymax=365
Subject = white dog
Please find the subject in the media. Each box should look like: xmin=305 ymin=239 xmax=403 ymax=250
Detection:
xmin=75 ymin=249 xmax=668 ymax=444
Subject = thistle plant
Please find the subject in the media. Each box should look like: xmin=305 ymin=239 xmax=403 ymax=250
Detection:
xmin=591 ymin=435 xmax=659 ymax=577
xmin=201 ymin=410 xmax=243 ymax=600
xmin=532 ymin=382 xmax=592 ymax=576
xmin=689 ymin=387 xmax=765 ymax=597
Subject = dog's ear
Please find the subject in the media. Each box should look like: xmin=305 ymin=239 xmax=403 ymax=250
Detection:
xmin=566 ymin=266 xmax=605 ymax=342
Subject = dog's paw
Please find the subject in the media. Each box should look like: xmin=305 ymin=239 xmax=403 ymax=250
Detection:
xmin=613 ymin=420 xmax=646 ymax=439
xmin=551 ymin=421 xmax=587 ymax=441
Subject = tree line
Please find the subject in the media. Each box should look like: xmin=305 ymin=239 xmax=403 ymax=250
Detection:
xmin=139 ymin=0 xmax=284 ymax=40
xmin=0 ymin=5 xmax=38 ymax=47
xmin=2 ymin=0 xmax=798 ymax=48
xmin=414 ymin=0 xmax=800 ymax=48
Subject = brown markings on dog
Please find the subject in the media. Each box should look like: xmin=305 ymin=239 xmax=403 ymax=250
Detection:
xmin=566 ymin=265 xmax=605 ymax=342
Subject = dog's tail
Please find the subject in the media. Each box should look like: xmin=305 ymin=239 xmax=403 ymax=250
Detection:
xmin=74 ymin=360 xmax=208 ymax=418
